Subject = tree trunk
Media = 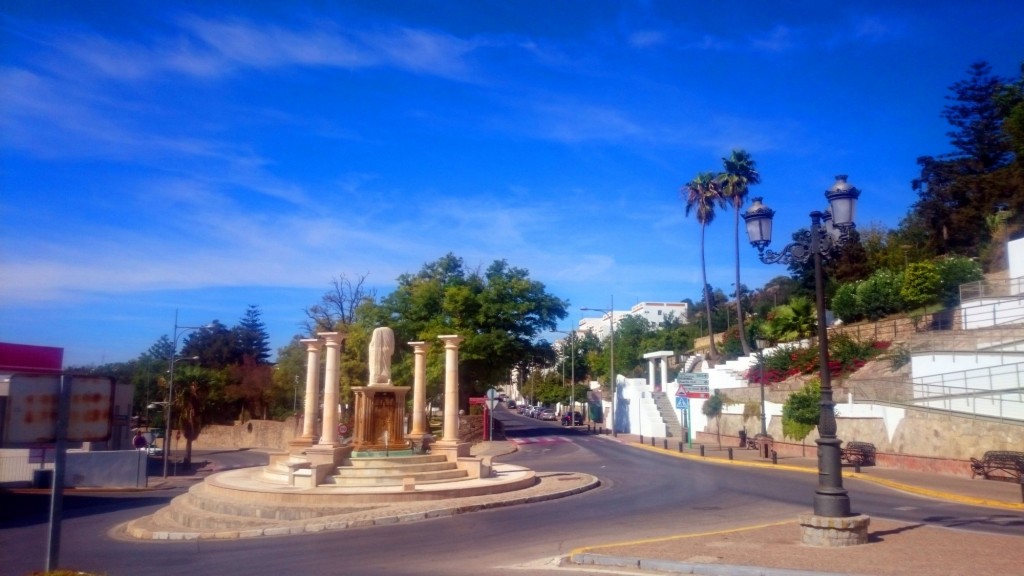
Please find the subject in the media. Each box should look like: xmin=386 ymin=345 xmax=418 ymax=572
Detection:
xmin=734 ymin=202 xmax=751 ymax=355
xmin=701 ymin=223 xmax=720 ymax=360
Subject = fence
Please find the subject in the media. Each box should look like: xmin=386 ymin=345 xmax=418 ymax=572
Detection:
xmin=960 ymin=278 xmax=1024 ymax=301
xmin=0 ymin=449 xmax=149 ymax=488
xmin=848 ymin=368 xmax=1024 ymax=425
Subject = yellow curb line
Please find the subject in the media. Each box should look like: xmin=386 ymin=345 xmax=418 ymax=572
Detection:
xmin=569 ymin=519 xmax=795 ymax=557
xmin=625 ymin=440 xmax=1024 ymax=511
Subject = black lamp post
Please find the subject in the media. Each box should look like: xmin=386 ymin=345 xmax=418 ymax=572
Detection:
xmin=742 ymin=174 xmax=860 ymax=518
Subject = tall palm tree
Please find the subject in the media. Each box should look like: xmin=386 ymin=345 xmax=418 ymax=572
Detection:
xmin=683 ymin=172 xmax=725 ymax=360
xmin=719 ymin=149 xmax=761 ymax=356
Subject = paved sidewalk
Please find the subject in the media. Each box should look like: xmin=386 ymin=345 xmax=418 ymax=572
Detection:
xmin=568 ymin=433 xmax=1024 ymax=576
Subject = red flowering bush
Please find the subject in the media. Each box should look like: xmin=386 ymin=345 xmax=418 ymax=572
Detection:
xmin=745 ymin=335 xmax=889 ymax=385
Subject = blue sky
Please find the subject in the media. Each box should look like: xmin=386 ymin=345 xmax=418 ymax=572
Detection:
xmin=2 ymin=1 xmax=1022 ymax=367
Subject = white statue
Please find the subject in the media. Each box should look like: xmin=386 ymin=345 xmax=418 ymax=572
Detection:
xmin=368 ymin=327 xmax=395 ymax=386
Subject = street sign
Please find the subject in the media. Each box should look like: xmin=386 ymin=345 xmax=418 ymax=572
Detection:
xmin=486 ymin=388 xmax=498 ymax=399
xmin=674 ymin=396 xmax=689 ymax=410
xmin=485 ymin=397 xmax=500 ymax=410
xmin=676 ymin=372 xmax=710 ymax=399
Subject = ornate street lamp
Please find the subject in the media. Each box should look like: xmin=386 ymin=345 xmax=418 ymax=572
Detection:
xmin=743 ymin=175 xmax=860 ymax=519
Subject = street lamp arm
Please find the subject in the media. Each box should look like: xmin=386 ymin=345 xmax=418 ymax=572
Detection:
xmin=753 ymin=219 xmax=856 ymax=266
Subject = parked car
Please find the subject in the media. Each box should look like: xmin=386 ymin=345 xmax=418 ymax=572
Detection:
xmin=539 ymin=409 xmax=557 ymax=421
xmin=506 ymin=400 xmax=516 ymax=409
xmin=561 ymin=411 xmax=583 ymax=426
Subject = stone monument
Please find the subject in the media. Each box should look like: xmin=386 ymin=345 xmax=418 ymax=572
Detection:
xmin=350 ymin=327 xmax=411 ymax=454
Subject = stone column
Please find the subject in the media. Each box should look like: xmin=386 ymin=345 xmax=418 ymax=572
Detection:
xmin=660 ymin=357 xmax=669 ymax=392
xmin=647 ymin=359 xmax=656 ymax=388
xmin=408 ymin=342 xmax=429 ymax=437
xmin=300 ymin=338 xmax=323 ymax=442
xmin=438 ymin=335 xmax=463 ymax=443
xmin=318 ymin=332 xmax=343 ymax=446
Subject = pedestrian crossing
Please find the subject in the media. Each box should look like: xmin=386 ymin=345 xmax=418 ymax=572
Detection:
xmin=508 ymin=435 xmax=586 ymax=445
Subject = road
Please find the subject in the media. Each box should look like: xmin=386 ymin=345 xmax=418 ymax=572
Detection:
xmin=2 ymin=407 xmax=1021 ymax=575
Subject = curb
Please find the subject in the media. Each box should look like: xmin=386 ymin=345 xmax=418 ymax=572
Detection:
xmin=613 ymin=437 xmax=1024 ymax=511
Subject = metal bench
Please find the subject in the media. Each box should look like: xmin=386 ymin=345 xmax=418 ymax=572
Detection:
xmin=841 ymin=441 xmax=876 ymax=467
xmin=970 ymin=451 xmax=1024 ymax=482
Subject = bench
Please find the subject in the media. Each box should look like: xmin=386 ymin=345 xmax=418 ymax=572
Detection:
xmin=970 ymin=451 xmax=1024 ymax=482
xmin=841 ymin=441 xmax=876 ymax=467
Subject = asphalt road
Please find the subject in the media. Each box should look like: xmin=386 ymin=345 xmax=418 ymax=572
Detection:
xmin=2 ymin=408 xmax=1021 ymax=575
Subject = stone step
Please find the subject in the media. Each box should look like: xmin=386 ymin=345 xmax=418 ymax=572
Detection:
xmin=327 ymin=468 xmax=468 ymax=487
xmin=183 ymin=482 xmax=377 ymax=522
xmin=161 ymin=494 xmax=293 ymax=532
xmin=348 ymin=454 xmax=448 ymax=468
xmin=336 ymin=461 xmax=457 ymax=477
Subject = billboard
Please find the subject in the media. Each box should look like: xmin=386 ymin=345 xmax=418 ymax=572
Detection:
xmin=4 ymin=374 xmax=114 ymax=443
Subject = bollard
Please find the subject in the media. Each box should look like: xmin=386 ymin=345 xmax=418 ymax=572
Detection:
xmin=650 ymin=437 xmax=655 ymax=447
xmin=663 ymin=438 xmax=667 ymax=450
xmin=855 ymin=462 xmax=861 ymax=474
xmin=678 ymin=441 xmax=683 ymax=453
xmin=728 ymin=447 xmax=733 ymax=460
xmin=771 ymin=450 xmax=778 ymax=465
xmin=640 ymin=435 xmax=644 ymax=444
xmin=699 ymin=444 xmax=705 ymax=457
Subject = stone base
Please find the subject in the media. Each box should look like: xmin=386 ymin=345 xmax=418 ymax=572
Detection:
xmin=352 ymin=448 xmax=415 ymax=458
xmin=305 ymin=444 xmax=354 ymax=467
xmin=408 ymin=433 xmax=434 ymax=455
xmin=430 ymin=440 xmax=471 ymax=461
xmin=287 ymin=437 xmax=314 ymax=455
xmin=798 ymin=513 xmax=871 ymax=547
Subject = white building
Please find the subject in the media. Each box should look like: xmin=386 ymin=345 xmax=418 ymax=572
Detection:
xmin=577 ymin=301 xmax=689 ymax=339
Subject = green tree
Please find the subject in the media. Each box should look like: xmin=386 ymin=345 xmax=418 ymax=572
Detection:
xmin=910 ymin=61 xmax=1014 ymax=256
xmin=225 ymin=356 xmax=274 ymax=421
xmin=856 ymin=269 xmax=904 ymax=320
xmin=172 ymin=365 xmax=219 ymax=466
xmin=771 ymin=296 xmax=816 ymax=341
xmin=305 ymin=273 xmax=377 ymax=404
xmin=831 ymin=281 xmax=862 ymax=323
xmin=368 ymin=254 xmax=568 ymax=407
xmin=935 ymin=255 xmax=984 ymax=307
xmin=233 ymin=305 xmax=271 ymax=364
xmin=701 ymin=390 xmax=727 ymax=449
xmin=270 ymin=336 xmax=309 ymax=420
xmin=900 ymin=261 xmax=942 ymax=311
xmin=719 ymin=149 xmax=761 ymax=355
xmin=782 ymin=379 xmax=820 ymax=443
xmin=684 ymin=172 xmax=726 ymax=360
xmin=181 ymin=321 xmax=240 ymax=368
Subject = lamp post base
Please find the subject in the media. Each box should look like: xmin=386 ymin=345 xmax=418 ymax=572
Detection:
xmin=799 ymin=513 xmax=870 ymax=547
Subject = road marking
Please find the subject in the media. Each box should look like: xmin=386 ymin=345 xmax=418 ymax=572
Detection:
xmin=509 ymin=436 xmax=574 ymax=445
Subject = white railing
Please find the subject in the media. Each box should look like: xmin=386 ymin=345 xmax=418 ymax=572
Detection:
xmin=960 ymin=278 xmax=1024 ymax=301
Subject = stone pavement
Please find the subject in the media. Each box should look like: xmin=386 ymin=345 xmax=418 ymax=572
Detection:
xmin=568 ymin=433 xmax=1024 ymax=576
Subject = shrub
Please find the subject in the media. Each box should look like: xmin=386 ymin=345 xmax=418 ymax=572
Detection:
xmin=857 ymin=269 xmax=904 ymax=320
xmin=901 ymin=261 xmax=941 ymax=310
xmin=831 ymin=282 xmax=862 ymax=323
xmin=782 ymin=379 xmax=821 ymax=442
xmin=935 ymin=255 xmax=983 ymax=307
